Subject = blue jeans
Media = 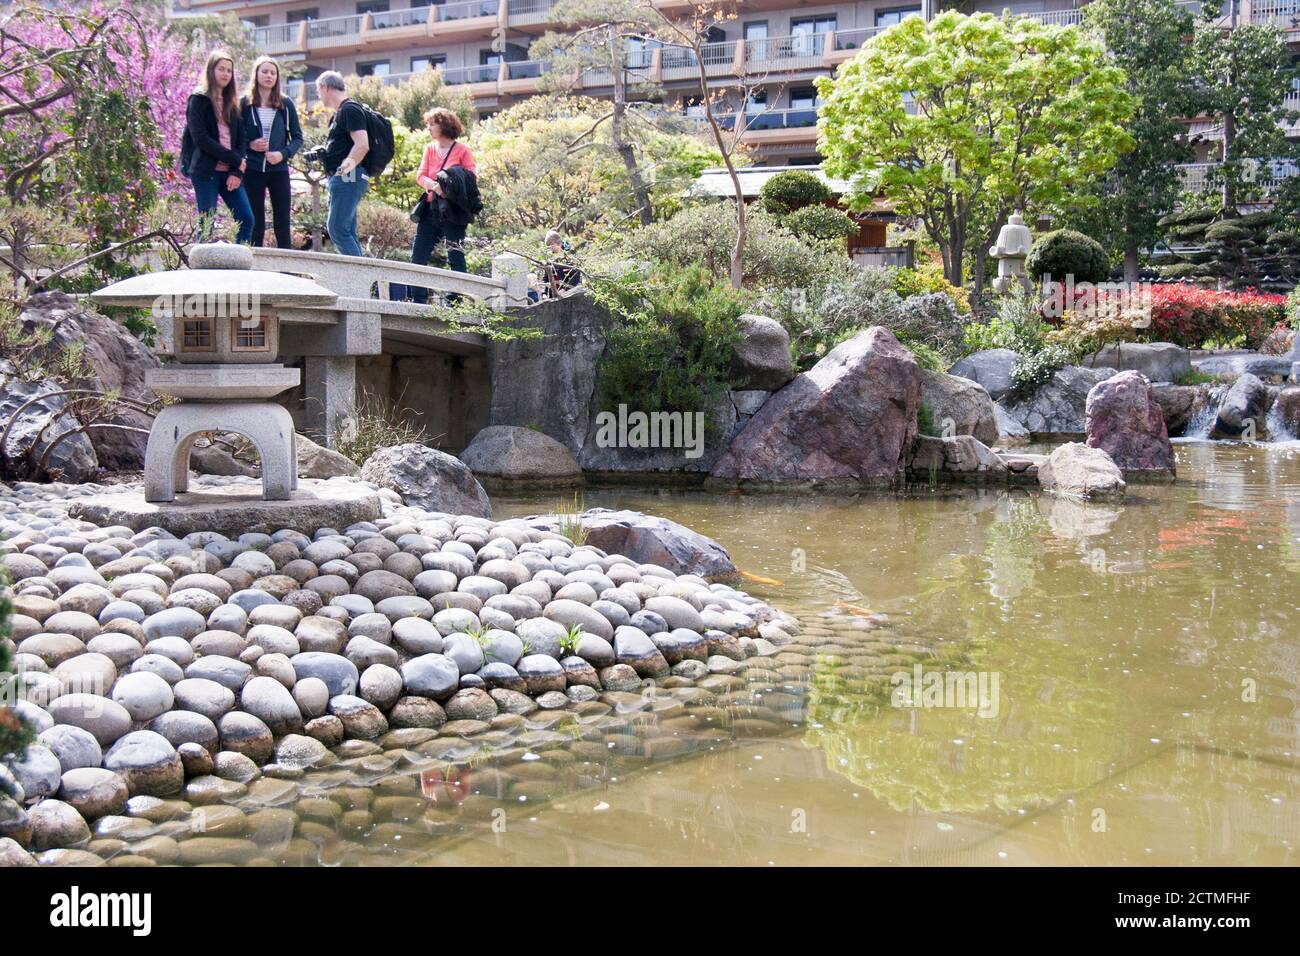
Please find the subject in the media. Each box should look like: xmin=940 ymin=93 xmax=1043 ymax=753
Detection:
xmin=193 ymin=171 xmax=253 ymax=244
xmin=327 ymin=172 xmax=369 ymax=257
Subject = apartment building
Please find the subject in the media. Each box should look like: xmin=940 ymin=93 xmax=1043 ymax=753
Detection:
xmin=172 ymin=0 xmax=1299 ymax=183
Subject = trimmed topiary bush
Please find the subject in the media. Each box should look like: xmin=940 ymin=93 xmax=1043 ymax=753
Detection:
xmin=784 ymin=204 xmax=857 ymax=241
xmin=1025 ymin=229 xmax=1111 ymax=283
xmin=759 ymin=169 xmax=832 ymax=216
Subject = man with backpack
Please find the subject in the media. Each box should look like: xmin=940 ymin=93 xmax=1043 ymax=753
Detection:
xmin=314 ymin=70 xmax=389 ymax=257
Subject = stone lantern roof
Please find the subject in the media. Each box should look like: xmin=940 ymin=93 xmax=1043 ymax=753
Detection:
xmin=90 ymin=243 xmax=338 ymax=309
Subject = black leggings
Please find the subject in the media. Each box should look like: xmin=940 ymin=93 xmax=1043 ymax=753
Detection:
xmin=243 ymin=165 xmax=293 ymax=248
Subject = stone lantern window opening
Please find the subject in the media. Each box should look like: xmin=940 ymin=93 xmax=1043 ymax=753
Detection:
xmin=232 ymin=316 xmax=270 ymax=352
xmin=181 ymin=318 xmax=215 ymax=352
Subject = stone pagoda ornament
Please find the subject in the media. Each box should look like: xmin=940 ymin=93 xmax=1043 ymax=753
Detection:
xmin=91 ymin=243 xmax=338 ymax=503
xmin=989 ymin=211 xmax=1034 ymax=295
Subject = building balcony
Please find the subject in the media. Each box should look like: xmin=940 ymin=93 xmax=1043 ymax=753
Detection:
xmin=250 ymin=3 xmax=498 ymax=59
xmin=1252 ymin=0 xmax=1300 ymax=28
xmin=1178 ymin=159 xmax=1299 ymax=193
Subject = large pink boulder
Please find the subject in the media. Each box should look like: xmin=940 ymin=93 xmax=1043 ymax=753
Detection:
xmin=1085 ymin=371 xmax=1175 ymax=476
xmin=709 ymin=327 xmax=921 ymax=486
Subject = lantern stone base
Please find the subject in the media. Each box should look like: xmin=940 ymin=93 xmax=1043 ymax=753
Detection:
xmin=68 ymin=477 xmax=382 ymax=537
xmin=144 ymin=401 xmax=298 ymax=503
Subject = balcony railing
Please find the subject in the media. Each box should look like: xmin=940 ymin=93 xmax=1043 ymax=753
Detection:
xmin=746 ymin=34 xmax=826 ymax=70
xmin=507 ymin=0 xmax=557 ymax=24
xmin=306 ymin=14 xmax=361 ymax=41
xmin=370 ymin=7 xmax=431 ymax=29
xmin=1252 ymin=0 xmax=1300 ymax=26
xmin=442 ymin=63 xmax=501 ymax=85
xmin=1018 ymin=9 xmax=1085 ymax=27
xmin=437 ymin=0 xmax=497 ymax=21
xmin=1178 ymin=160 xmax=1300 ymax=193
xmin=716 ymin=107 xmax=819 ymax=132
xmin=252 ymin=23 xmax=302 ymax=51
xmin=505 ymin=60 xmax=545 ymax=80
xmin=833 ymin=27 xmax=884 ymax=50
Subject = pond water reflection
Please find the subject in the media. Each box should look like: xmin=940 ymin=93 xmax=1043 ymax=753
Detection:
xmin=442 ymin=441 xmax=1300 ymax=865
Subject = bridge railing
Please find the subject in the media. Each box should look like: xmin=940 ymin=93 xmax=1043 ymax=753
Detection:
xmin=248 ymin=248 xmax=528 ymax=311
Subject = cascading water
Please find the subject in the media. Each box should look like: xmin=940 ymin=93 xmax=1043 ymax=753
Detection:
xmin=1266 ymin=401 xmax=1297 ymax=442
xmin=1181 ymin=383 xmax=1228 ymax=440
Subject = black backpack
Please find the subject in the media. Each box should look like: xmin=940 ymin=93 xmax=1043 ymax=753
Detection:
xmin=356 ymin=103 xmax=394 ymax=177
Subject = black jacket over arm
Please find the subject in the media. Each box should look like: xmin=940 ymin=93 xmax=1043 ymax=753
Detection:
xmin=240 ymin=97 xmax=304 ymax=174
xmin=434 ymin=166 xmax=482 ymax=227
xmin=183 ymin=92 xmax=247 ymax=180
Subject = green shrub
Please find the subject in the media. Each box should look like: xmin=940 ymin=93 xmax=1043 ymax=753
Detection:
xmin=759 ymin=169 xmax=831 ymax=215
xmin=1009 ymin=344 xmax=1071 ymax=399
xmin=593 ymin=265 xmax=743 ymax=418
xmin=898 ymin=336 xmax=947 ymax=372
xmin=892 ymin=265 xmax=971 ymax=314
xmin=784 ymin=204 xmax=856 ymax=241
xmin=767 ymin=264 xmax=903 ymax=369
xmin=1204 ymin=221 xmax=1252 ymax=242
xmin=619 ymin=203 xmax=839 ymax=291
xmin=1025 ymin=229 xmax=1111 ymax=283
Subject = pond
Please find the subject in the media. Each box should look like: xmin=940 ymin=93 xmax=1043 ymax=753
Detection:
xmin=402 ymin=440 xmax=1300 ymax=866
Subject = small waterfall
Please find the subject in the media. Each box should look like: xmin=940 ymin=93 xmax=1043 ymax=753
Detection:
xmin=1266 ymin=401 xmax=1297 ymax=443
xmin=1181 ymin=384 xmax=1228 ymax=440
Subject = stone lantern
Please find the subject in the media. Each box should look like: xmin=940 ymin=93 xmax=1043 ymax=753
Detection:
xmin=91 ymin=243 xmax=338 ymax=503
xmin=989 ymin=211 xmax=1034 ymax=295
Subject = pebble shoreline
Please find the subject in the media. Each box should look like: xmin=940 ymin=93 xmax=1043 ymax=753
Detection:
xmin=0 ymin=474 xmax=832 ymax=867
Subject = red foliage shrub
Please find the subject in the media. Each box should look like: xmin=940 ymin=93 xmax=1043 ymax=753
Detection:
xmin=1145 ymin=285 xmax=1287 ymax=349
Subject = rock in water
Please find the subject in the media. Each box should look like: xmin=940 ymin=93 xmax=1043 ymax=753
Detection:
xmin=1211 ymin=373 xmax=1270 ymax=440
xmin=709 ymin=327 xmax=921 ymax=486
xmin=360 ymin=443 xmax=492 ymax=517
xmin=1152 ymin=383 xmax=1208 ymax=438
xmin=459 ymin=426 xmax=581 ymax=485
xmin=1038 ymin=442 xmax=1126 ymax=500
xmin=729 ymin=314 xmax=795 ymax=391
xmin=907 ymin=435 xmax=1007 ymax=481
xmin=1086 ymin=371 xmax=1175 ymax=476
xmin=920 ymin=369 xmax=999 ymax=445
xmin=577 ymin=509 xmax=735 ymax=578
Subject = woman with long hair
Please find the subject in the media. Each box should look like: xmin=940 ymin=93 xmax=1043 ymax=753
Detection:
xmin=181 ymin=50 xmax=253 ymax=243
xmin=240 ymin=56 xmax=302 ymax=248
xmin=409 ymin=107 xmax=475 ymax=302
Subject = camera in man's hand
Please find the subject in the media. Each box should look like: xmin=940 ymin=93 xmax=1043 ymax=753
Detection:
xmin=301 ymin=144 xmax=328 ymax=166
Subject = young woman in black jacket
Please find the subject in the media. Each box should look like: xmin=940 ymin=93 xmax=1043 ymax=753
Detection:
xmin=241 ymin=56 xmax=303 ymax=248
xmin=183 ymin=50 xmax=253 ymax=243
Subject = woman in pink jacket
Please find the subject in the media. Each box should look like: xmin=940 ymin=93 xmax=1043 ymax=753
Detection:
xmin=409 ymin=107 xmax=475 ymax=303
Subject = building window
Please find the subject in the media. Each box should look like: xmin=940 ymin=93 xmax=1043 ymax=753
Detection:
xmin=875 ymin=6 xmax=923 ymax=28
xmin=286 ymin=8 xmax=318 ymax=23
xmin=242 ymin=15 xmax=270 ymax=28
xmin=791 ymin=15 xmax=836 ymax=55
xmin=232 ymin=318 xmax=269 ymax=352
xmin=412 ymin=54 xmax=447 ymax=72
xmin=357 ymin=60 xmax=391 ymax=77
xmin=181 ymin=319 xmax=214 ymax=351
xmin=790 ymin=88 xmax=822 ymax=111
xmin=357 ymin=1 xmax=390 ymax=13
